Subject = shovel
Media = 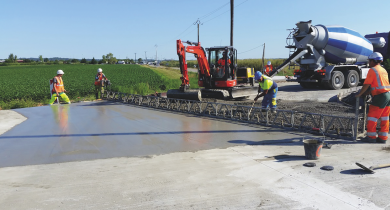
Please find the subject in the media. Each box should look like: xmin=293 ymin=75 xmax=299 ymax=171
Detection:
xmin=355 ymin=162 xmax=390 ymax=173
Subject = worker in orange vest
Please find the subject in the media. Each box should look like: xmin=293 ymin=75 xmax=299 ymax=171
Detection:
xmin=49 ymin=70 xmax=71 ymax=105
xmin=356 ymin=52 xmax=390 ymax=143
xmin=264 ymin=61 xmax=273 ymax=76
xmin=216 ymin=51 xmax=231 ymax=77
xmin=95 ymin=68 xmax=108 ymax=100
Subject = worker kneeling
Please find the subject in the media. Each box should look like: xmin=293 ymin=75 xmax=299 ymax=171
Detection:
xmin=356 ymin=52 xmax=390 ymax=144
xmin=49 ymin=70 xmax=71 ymax=105
xmin=254 ymin=71 xmax=278 ymax=113
xmin=95 ymin=68 xmax=108 ymax=100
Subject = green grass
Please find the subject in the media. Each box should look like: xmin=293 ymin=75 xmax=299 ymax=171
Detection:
xmin=0 ymin=64 xmax=199 ymax=109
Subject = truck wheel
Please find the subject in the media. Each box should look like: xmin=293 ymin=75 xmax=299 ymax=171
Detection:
xmin=327 ymin=71 xmax=344 ymax=90
xmin=343 ymin=70 xmax=359 ymax=88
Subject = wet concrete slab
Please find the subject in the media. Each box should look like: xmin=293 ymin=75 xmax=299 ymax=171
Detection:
xmin=0 ymin=101 xmax=308 ymax=168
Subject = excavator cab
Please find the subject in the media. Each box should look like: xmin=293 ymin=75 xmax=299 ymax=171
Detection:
xmin=208 ymin=47 xmax=237 ymax=87
xmin=167 ymin=40 xmax=257 ymax=101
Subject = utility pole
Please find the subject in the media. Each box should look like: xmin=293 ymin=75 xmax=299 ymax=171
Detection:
xmin=230 ymin=0 xmax=234 ymax=47
xmin=155 ymin=45 xmax=158 ymax=62
xmin=145 ymin=51 xmax=147 ymax=63
xmin=194 ymin=19 xmax=203 ymax=43
xmin=261 ymin=43 xmax=265 ymax=74
xmin=134 ymin=53 xmax=136 ymax=64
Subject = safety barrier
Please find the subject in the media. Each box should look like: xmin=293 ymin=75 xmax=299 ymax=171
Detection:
xmin=105 ymin=91 xmax=366 ymax=140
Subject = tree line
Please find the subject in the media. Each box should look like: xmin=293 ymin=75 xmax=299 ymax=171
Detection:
xmin=2 ymin=53 xmax=145 ymax=65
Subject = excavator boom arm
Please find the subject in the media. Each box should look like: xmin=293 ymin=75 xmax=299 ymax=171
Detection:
xmin=177 ymin=39 xmax=210 ymax=90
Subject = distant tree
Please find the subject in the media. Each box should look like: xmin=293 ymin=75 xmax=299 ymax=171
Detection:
xmin=39 ymin=55 xmax=43 ymax=62
xmin=23 ymin=59 xmax=32 ymax=63
xmin=80 ymin=58 xmax=87 ymax=63
xmin=7 ymin=53 xmax=14 ymax=63
xmin=44 ymin=58 xmax=49 ymax=62
xmin=71 ymin=59 xmax=79 ymax=63
xmin=90 ymin=57 xmax=97 ymax=64
xmin=384 ymin=58 xmax=390 ymax=71
xmin=130 ymin=59 xmax=134 ymax=64
xmin=106 ymin=53 xmax=117 ymax=64
xmin=384 ymin=59 xmax=390 ymax=81
xmin=138 ymin=58 xmax=143 ymax=63
xmin=101 ymin=55 xmax=107 ymax=64
xmin=54 ymin=60 xmax=59 ymax=64
xmin=14 ymin=55 xmax=17 ymax=62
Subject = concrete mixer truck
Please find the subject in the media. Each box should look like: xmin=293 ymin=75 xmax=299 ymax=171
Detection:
xmin=268 ymin=20 xmax=389 ymax=90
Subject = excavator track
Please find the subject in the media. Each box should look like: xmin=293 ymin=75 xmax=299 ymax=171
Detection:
xmin=201 ymin=89 xmax=230 ymax=100
xmin=166 ymin=89 xmax=202 ymax=101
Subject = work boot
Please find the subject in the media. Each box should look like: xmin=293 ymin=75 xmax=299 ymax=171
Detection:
xmin=361 ymin=137 xmax=376 ymax=143
xmin=271 ymin=108 xmax=277 ymax=113
xmin=376 ymin=138 xmax=387 ymax=144
xmin=95 ymin=93 xmax=99 ymax=99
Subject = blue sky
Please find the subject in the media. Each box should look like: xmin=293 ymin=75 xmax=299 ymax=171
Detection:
xmin=1 ymin=0 xmax=389 ymax=60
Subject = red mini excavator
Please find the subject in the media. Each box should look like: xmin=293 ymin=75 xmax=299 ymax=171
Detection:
xmin=166 ymin=39 xmax=257 ymax=101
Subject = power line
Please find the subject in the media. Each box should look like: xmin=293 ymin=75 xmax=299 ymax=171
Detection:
xmin=202 ymin=0 xmax=249 ymax=24
xmin=198 ymin=2 xmax=230 ymax=20
xmin=174 ymin=24 xmax=195 ymax=39
xmin=148 ymin=0 xmax=250 ymax=57
xmin=238 ymin=44 xmax=264 ymax=54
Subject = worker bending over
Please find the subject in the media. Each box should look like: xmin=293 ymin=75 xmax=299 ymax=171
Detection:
xmin=356 ymin=52 xmax=390 ymax=143
xmin=264 ymin=61 xmax=273 ymax=76
xmin=254 ymin=71 xmax=278 ymax=113
xmin=49 ymin=70 xmax=71 ymax=105
xmin=95 ymin=68 xmax=108 ymax=100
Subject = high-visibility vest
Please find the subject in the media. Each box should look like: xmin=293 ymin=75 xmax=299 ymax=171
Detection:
xmin=218 ymin=58 xmax=231 ymax=66
xmin=265 ymin=65 xmax=273 ymax=73
xmin=95 ymin=74 xmax=104 ymax=86
xmin=365 ymin=65 xmax=390 ymax=96
xmin=53 ymin=76 xmax=64 ymax=93
xmin=259 ymin=75 xmax=276 ymax=91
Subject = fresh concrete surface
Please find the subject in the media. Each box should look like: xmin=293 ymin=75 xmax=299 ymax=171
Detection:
xmin=0 ymin=110 xmax=26 ymax=135
xmin=1 ymin=102 xmax=390 ymax=209
xmin=0 ymin=102 xmax=309 ymax=168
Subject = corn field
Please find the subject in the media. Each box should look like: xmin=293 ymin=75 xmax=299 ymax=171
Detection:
xmin=0 ymin=64 xmax=197 ymax=102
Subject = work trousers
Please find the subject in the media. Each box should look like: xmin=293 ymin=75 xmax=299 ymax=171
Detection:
xmin=367 ymin=105 xmax=390 ymax=141
xmin=95 ymin=85 xmax=104 ymax=99
xmin=262 ymin=87 xmax=278 ymax=109
xmin=49 ymin=92 xmax=70 ymax=105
